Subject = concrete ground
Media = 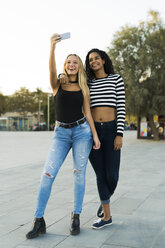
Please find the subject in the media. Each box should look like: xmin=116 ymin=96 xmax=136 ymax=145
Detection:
xmin=0 ymin=130 xmax=165 ymax=248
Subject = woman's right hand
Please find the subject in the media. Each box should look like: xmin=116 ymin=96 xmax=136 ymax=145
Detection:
xmin=50 ymin=33 xmax=61 ymax=50
xmin=93 ymin=135 xmax=101 ymax=150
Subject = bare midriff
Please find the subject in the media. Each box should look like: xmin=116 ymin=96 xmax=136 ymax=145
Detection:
xmin=91 ymin=107 xmax=115 ymax=122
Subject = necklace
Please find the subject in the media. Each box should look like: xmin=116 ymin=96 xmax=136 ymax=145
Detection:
xmin=61 ymin=80 xmax=78 ymax=86
xmin=69 ymin=81 xmax=78 ymax=84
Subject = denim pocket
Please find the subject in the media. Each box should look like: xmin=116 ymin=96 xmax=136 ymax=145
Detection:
xmin=79 ymin=121 xmax=89 ymax=129
xmin=79 ymin=121 xmax=92 ymax=134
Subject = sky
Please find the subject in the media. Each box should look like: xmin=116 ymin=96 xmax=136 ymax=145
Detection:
xmin=0 ymin=0 xmax=165 ymax=95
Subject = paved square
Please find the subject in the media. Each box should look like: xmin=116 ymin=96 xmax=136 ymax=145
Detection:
xmin=0 ymin=131 xmax=165 ymax=248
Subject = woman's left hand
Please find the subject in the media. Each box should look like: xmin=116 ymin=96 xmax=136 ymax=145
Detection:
xmin=93 ymin=136 xmax=101 ymax=150
xmin=114 ymin=136 xmax=123 ymax=150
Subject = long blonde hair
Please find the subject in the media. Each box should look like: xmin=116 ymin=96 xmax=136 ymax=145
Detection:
xmin=63 ymin=54 xmax=89 ymax=96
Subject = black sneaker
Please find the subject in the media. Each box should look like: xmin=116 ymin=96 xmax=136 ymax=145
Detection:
xmin=97 ymin=205 xmax=104 ymax=218
xmin=92 ymin=217 xmax=112 ymax=229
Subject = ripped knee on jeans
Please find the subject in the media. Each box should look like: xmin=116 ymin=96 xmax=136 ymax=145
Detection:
xmin=74 ymin=169 xmax=81 ymax=174
xmin=44 ymin=172 xmax=53 ymax=178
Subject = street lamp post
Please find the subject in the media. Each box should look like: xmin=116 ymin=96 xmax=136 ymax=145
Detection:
xmin=38 ymin=100 xmax=43 ymax=130
xmin=47 ymin=94 xmax=52 ymax=131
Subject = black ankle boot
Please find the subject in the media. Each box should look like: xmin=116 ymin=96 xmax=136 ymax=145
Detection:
xmin=26 ymin=217 xmax=46 ymax=239
xmin=70 ymin=212 xmax=80 ymax=235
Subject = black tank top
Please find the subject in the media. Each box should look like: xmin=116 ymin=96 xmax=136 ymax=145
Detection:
xmin=54 ymin=87 xmax=84 ymax=123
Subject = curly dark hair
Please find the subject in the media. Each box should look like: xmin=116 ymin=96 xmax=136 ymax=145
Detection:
xmin=85 ymin=48 xmax=114 ymax=80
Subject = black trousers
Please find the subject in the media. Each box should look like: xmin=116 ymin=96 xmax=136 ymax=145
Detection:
xmin=89 ymin=120 xmax=121 ymax=204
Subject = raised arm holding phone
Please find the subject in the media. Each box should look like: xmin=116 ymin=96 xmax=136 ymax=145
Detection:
xmin=26 ymin=33 xmax=100 ymax=239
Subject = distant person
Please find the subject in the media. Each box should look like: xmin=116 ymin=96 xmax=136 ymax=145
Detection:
xmin=13 ymin=121 xmax=17 ymax=131
xmin=26 ymin=34 xmax=100 ymax=239
xmin=85 ymin=48 xmax=125 ymax=229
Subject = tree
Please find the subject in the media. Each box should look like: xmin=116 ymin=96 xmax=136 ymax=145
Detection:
xmin=4 ymin=87 xmax=51 ymax=127
xmin=7 ymin=87 xmax=35 ymax=115
xmin=31 ymin=88 xmax=47 ymax=115
xmin=0 ymin=93 xmax=6 ymax=116
xmin=32 ymin=88 xmax=49 ymax=124
xmin=108 ymin=10 xmax=165 ymax=140
xmin=43 ymin=94 xmax=56 ymax=128
xmin=5 ymin=87 xmax=48 ymax=117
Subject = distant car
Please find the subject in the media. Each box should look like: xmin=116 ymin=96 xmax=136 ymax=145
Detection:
xmin=32 ymin=123 xmax=47 ymax=131
xmin=32 ymin=124 xmax=39 ymax=131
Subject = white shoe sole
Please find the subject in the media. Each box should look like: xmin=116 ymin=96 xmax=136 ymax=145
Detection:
xmin=92 ymin=222 xmax=112 ymax=229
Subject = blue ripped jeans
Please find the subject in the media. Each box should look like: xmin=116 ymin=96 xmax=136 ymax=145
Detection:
xmin=35 ymin=120 xmax=93 ymax=218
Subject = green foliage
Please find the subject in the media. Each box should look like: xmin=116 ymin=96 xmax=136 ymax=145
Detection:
xmin=43 ymin=95 xmax=56 ymax=126
xmin=5 ymin=87 xmax=48 ymax=118
xmin=1 ymin=87 xmax=55 ymax=125
xmin=6 ymin=87 xmax=35 ymax=114
xmin=0 ymin=93 xmax=6 ymax=116
xmin=108 ymin=10 xmax=165 ymax=119
xmin=31 ymin=88 xmax=48 ymax=114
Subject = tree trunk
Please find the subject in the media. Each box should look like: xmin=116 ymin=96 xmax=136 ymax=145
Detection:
xmin=137 ymin=116 xmax=141 ymax=139
xmin=148 ymin=115 xmax=160 ymax=141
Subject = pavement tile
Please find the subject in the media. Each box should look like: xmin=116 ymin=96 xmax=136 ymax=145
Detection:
xmin=104 ymin=219 xmax=162 ymax=248
xmin=54 ymin=228 xmax=111 ymax=248
xmin=111 ymin=197 xmax=143 ymax=215
xmin=20 ymin=234 xmax=67 ymax=248
xmin=152 ymin=231 xmax=165 ymax=248
xmin=101 ymin=245 xmax=133 ymax=248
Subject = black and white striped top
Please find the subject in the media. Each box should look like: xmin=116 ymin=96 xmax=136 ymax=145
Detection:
xmin=88 ymin=74 xmax=126 ymax=136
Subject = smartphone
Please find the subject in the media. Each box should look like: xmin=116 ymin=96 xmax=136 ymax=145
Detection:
xmin=59 ymin=32 xmax=71 ymax=40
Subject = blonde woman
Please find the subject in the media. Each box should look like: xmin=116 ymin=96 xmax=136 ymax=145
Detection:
xmin=26 ymin=34 xmax=100 ymax=239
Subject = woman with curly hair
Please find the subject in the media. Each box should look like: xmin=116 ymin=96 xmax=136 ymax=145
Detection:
xmin=85 ymin=48 xmax=125 ymax=229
